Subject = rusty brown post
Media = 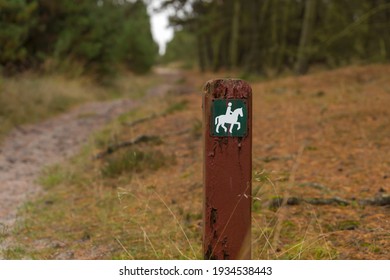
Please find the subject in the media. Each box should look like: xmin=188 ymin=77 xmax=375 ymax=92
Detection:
xmin=202 ymin=79 xmax=252 ymax=260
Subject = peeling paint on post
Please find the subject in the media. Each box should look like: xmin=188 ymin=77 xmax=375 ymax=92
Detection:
xmin=203 ymin=79 xmax=252 ymax=260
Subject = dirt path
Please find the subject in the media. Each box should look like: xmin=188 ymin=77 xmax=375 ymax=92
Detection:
xmin=0 ymin=68 xmax=183 ymax=258
xmin=0 ymin=98 xmax=139 ymax=228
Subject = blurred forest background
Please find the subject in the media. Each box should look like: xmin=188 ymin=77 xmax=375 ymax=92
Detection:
xmin=0 ymin=0 xmax=158 ymax=77
xmin=162 ymin=0 xmax=390 ymax=74
xmin=1 ymin=0 xmax=390 ymax=78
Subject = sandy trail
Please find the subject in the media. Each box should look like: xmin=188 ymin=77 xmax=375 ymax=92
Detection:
xmin=0 ymin=68 xmax=184 ymax=258
xmin=0 ymin=99 xmax=139 ymax=228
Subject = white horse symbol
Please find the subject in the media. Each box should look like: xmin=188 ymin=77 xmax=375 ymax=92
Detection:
xmin=215 ymin=107 xmax=243 ymax=133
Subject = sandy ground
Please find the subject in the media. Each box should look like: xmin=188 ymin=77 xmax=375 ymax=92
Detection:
xmin=0 ymin=99 xmax=140 ymax=228
xmin=0 ymin=68 xmax=183 ymax=258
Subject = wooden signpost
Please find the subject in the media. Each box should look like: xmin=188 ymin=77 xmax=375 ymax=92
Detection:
xmin=202 ymin=79 xmax=252 ymax=260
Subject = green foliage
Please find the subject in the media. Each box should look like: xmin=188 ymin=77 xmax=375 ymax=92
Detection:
xmin=0 ymin=0 xmax=37 ymax=74
xmin=119 ymin=1 xmax=159 ymax=74
xmin=0 ymin=0 xmax=158 ymax=77
xmin=163 ymin=0 xmax=390 ymax=74
xmin=162 ymin=29 xmax=197 ymax=67
xmin=51 ymin=1 xmax=120 ymax=77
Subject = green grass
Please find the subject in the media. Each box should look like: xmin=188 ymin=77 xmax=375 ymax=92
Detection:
xmin=190 ymin=118 xmax=202 ymax=139
xmin=3 ymin=99 xmax=202 ymax=260
xmin=2 ymin=246 xmax=27 ymax=259
xmin=101 ymin=148 xmax=175 ymax=178
xmin=0 ymin=74 xmax=97 ymax=141
xmin=39 ymin=165 xmax=71 ymax=189
xmin=0 ymin=223 xmax=7 ymax=243
xmin=0 ymin=72 xmax=162 ymax=142
xmin=335 ymin=220 xmax=360 ymax=231
xmin=164 ymin=100 xmax=189 ymax=115
xmin=9 ymin=177 xmax=200 ymax=259
xmin=5 ymin=144 xmax=184 ymax=259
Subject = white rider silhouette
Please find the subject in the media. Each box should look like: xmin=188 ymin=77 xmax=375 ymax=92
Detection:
xmin=226 ymin=102 xmax=233 ymax=116
xmin=215 ymin=103 xmax=243 ymax=133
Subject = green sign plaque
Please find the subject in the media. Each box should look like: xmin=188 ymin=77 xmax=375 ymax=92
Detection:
xmin=211 ymin=99 xmax=247 ymax=137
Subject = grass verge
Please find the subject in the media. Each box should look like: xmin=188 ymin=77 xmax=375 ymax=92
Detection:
xmin=3 ymin=93 xmax=202 ymax=259
xmin=0 ymin=72 xmax=161 ymax=142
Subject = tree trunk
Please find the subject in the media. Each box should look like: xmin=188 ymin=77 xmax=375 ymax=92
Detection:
xmin=197 ymin=34 xmax=206 ymax=72
xmin=295 ymin=0 xmax=317 ymax=75
xmin=229 ymin=0 xmax=240 ymax=68
xmin=212 ymin=33 xmax=223 ymax=71
xmin=245 ymin=0 xmax=268 ymax=74
xmin=275 ymin=0 xmax=290 ymax=73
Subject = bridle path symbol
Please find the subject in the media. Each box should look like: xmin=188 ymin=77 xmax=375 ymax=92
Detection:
xmin=215 ymin=107 xmax=243 ymax=133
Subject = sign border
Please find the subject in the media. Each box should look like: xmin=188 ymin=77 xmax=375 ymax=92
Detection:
xmin=210 ymin=99 xmax=248 ymax=137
